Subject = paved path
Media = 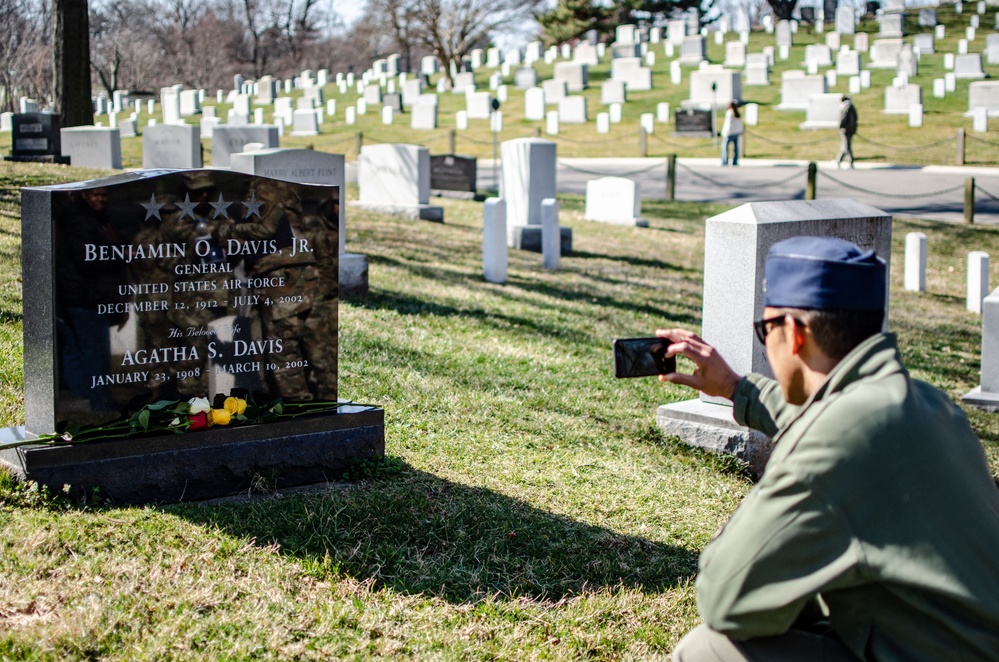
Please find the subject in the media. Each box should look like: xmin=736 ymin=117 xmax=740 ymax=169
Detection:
xmin=347 ymin=158 xmax=999 ymax=224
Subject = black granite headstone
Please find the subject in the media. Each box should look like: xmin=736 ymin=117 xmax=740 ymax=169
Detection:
xmin=430 ymin=154 xmax=477 ymax=196
xmin=6 ymin=113 xmax=70 ymax=164
xmin=5 ymin=169 xmax=384 ymax=502
xmin=675 ymin=109 xmax=713 ymax=137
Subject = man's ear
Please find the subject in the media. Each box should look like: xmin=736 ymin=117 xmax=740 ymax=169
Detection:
xmin=787 ymin=315 xmax=807 ymax=355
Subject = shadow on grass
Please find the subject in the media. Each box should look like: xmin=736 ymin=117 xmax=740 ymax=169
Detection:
xmin=363 ymin=253 xmax=702 ymax=327
xmin=175 ymin=463 xmax=698 ymax=603
xmin=569 ymin=249 xmax=692 ymax=273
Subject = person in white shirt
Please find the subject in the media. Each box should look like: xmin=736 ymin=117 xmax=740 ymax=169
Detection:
xmin=721 ymin=102 xmax=743 ymax=166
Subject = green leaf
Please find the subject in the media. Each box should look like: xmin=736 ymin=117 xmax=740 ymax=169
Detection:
xmin=146 ymin=399 xmax=181 ymax=411
xmin=137 ymin=409 xmax=151 ymax=431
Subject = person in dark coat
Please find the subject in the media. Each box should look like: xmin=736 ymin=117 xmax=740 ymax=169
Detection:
xmin=836 ymin=95 xmax=858 ymax=169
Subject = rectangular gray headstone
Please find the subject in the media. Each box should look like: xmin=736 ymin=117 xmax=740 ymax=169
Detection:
xmin=143 ymin=124 xmax=201 ymax=169
xmin=210 ymin=125 xmax=279 ymax=167
xmin=354 ymin=144 xmax=443 ymax=221
xmin=61 ymin=127 xmax=122 ymax=169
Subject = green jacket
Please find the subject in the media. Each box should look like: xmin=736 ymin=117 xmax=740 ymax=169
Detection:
xmin=697 ymin=333 xmax=999 ymax=661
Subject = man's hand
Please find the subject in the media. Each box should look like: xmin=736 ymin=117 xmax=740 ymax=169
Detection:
xmin=655 ymin=328 xmax=743 ymax=401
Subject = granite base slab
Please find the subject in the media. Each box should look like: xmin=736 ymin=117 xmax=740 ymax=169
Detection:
xmin=593 ymin=217 xmax=649 ymax=228
xmin=350 ymin=201 xmax=444 ymax=222
xmin=431 ymin=189 xmax=485 ymax=201
xmin=4 ymin=155 xmax=71 ymax=164
xmin=512 ymin=226 xmax=573 ymax=254
xmin=961 ymin=386 xmax=999 ymax=411
xmin=0 ymin=406 xmax=384 ymax=504
xmin=340 ymin=252 xmax=369 ymax=297
xmin=657 ymin=398 xmax=773 ymax=477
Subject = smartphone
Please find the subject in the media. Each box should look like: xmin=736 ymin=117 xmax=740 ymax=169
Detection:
xmin=613 ymin=337 xmax=676 ymax=378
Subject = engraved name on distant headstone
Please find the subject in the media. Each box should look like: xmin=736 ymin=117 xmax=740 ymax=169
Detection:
xmin=675 ymin=108 xmax=713 ymax=135
xmin=430 ymin=154 xmax=478 ymax=194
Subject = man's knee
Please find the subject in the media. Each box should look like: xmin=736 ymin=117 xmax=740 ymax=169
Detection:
xmin=672 ymin=624 xmax=747 ymax=661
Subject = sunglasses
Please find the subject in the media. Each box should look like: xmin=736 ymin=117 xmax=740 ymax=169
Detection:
xmin=753 ymin=315 xmax=805 ymax=344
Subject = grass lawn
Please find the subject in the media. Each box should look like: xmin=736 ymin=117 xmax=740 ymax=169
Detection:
xmin=1 ymin=159 xmax=998 ymax=659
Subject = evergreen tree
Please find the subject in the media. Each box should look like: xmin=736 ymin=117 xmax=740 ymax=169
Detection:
xmin=537 ymin=0 xmax=607 ymax=46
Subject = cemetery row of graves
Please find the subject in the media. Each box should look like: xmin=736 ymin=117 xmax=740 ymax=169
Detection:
xmin=3 ymin=3 xmax=999 ymax=656
xmin=1 ymin=151 xmax=999 ymax=656
xmin=10 ymin=4 xmax=999 ymax=167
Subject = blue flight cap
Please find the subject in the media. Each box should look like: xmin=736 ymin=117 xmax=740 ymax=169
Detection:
xmin=764 ymin=236 xmax=886 ymax=310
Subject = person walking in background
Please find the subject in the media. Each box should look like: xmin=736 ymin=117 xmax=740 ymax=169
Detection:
xmin=837 ymin=95 xmax=858 ymax=168
xmin=721 ymin=102 xmax=743 ymax=166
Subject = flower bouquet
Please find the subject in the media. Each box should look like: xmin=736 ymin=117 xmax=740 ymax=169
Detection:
xmin=2 ymin=391 xmax=352 ymax=450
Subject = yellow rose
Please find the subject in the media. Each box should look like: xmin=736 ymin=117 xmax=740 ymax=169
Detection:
xmin=209 ymin=408 xmax=231 ymax=426
xmin=224 ymin=396 xmax=247 ymax=416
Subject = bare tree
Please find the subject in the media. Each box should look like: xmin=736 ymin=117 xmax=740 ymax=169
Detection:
xmin=361 ymin=0 xmax=423 ymax=73
xmin=409 ymin=0 xmax=545 ymax=84
xmin=279 ymin=0 xmax=323 ymax=62
xmin=0 ymin=0 xmax=49 ymax=112
xmin=90 ymin=0 xmax=161 ymax=95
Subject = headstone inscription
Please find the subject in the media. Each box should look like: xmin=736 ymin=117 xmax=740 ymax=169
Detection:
xmin=8 ymin=169 xmax=384 ymax=503
xmin=429 ymin=154 xmax=478 ymax=198
xmin=656 ymin=199 xmax=892 ymax=475
xmin=6 ymin=113 xmax=69 ymax=163
xmin=675 ymin=108 xmax=713 ymax=136
xmin=229 ymin=148 xmax=367 ymax=296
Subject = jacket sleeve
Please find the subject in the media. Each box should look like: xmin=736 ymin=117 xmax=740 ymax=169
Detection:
xmin=731 ymin=373 xmax=801 ymax=437
xmin=695 ymin=462 xmax=862 ymax=639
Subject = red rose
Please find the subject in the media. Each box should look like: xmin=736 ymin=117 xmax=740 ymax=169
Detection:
xmin=187 ymin=412 xmax=209 ymax=431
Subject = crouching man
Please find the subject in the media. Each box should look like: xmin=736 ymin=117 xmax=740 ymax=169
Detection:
xmin=662 ymin=237 xmax=999 ymax=661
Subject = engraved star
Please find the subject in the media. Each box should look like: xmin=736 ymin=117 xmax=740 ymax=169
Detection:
xmin=242 ymin=191 xmax=264 ymax=219
xmin=209 ymin=193 xmax=231 ymax=220
xmin=139 ymin=193 xmax=165 ymax=222
xmin=175 ymin=193 xmax=200 ymax=221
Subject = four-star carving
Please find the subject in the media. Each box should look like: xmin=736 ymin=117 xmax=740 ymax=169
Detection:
xmin=137 ymin=186 xmax=265 ymax=223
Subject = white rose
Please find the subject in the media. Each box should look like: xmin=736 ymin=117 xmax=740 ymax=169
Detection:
xmin=188 ymin=397 xmax=211 ymax=414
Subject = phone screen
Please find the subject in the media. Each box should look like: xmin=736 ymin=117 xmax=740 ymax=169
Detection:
xmin=613 ymin=337 xmax=676 ymax=378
